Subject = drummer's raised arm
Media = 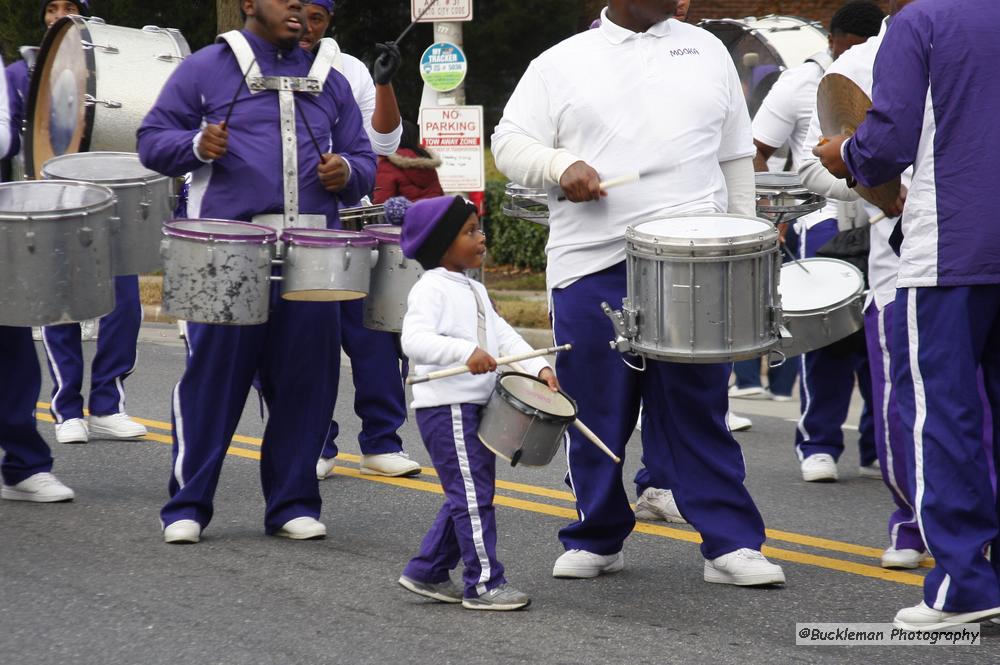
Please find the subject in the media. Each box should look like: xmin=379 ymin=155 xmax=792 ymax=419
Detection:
xmin=491 ymin=62 xmax=582 ymax=190
xmin=0 ymin=55 xmax=10 ymax=161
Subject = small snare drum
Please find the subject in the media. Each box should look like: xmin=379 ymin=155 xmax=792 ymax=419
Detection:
xmin=778 ymin=257 xmax=865 ymax=357
xmin=478 ymin=372 xmax=578 ymax=467
xmin=42 ymin=151 xmax=173 ymax=275
xmin=604 ymin=214 xmax=781 ymax=363
xmin=280 ymin=228 xmax=378 ymax=301
xmin=755 ymin=171 xmax=826 ymax=225
xmin=0 ymin=181 xmax=116 ymax=326
xmin=338 ymin=204 xmax=386 ymax=232
xmin=161 ymin=219 xmax=276 ymax=325
xmin=363 ymin=224 xmax=423 ymax=333
xmin=502 ymin=183 xmax=550 ymax=226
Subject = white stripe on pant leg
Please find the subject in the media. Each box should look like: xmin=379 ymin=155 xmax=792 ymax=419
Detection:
xmin=906 ymin=288 xmax=950 ymax=609
xmin=40 ymin=327 xmax=67 ymax=423
xmin=879 ymin=307 xmax=911 ymax=511
xmin=795 ymin=353 xmax=813 ymax=460
xmin=551 ymin=297 xmax=585 ymax=521
xmin=171 ymin=382 xmax=187 ymax=489
xmin=114 ymin=294 xmax=144 ymax=414
xmin=451 ymin=404 xmax=492 ymax=597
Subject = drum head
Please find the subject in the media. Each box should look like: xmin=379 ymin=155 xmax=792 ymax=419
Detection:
xmin=165 ymin=219 xmax=277 ymax=243
xmin=42 ymin=151 xmax=161 ymax=184
xmin=497 ymin=373 xmax=576 ymax=422
xmin=779 ymin=258 xmax=864 ymax=312
xmin=0 ymin=181 xmax=114 ymax=218
xmin=635 ymin=215 xmax=772 ymax=241
xmin=25 ymin=15 xmax=95 ymax=179
xmin=282 ymin=228 xmax=377 ymax=247
xmin=364 ymin=224 xmax=402 ymax=243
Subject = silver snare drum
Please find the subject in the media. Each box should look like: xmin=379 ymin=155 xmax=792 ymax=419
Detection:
xmin=363 ymin=224 xmax=423 ymax=333
xmin=280 ymin=228 xmax=378 ymax=302
xmin=778 ymin=257 xmax=865 ymax=357
xmin=338 ymin=204 xmax=385 ymax=232
xmin=755 ymin=171 xmax=826 ymax=225
xmin=502 ymin=183 xmax=550 ymax=226
xmin=604 ymin=214 xmax=781 ymax=363
xmin=478 ymin=372 xmax=578 ymax=468
xmin=42 ymin=151 xmax=173 ymax=275
xmin=161 ymin=219 xmax=277 ymax=325
xmin=0 ymin=181 xmax=116 ymax=326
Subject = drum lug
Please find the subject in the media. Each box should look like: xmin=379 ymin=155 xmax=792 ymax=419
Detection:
xmin=80 ymin=40 xmax=120 ymax=55
xmin=601 ymin=301 xmax=634 ymax=354
xmin=342 ymin=243 xmax=352 ymax=271
xmin=78 ymin=226 xmax=94 ymax=247
xmin=109 ymin=215 xmax=122 ymax=235
xmin=370 ymin=249 xmax=380 ymax=269
xmin=83 ymin=94 xmax=122 ymax=110
xmin=25 ymin=230 xmax=36 ymax=253
xmin=154 ymin=53 xmax=185 ymax=63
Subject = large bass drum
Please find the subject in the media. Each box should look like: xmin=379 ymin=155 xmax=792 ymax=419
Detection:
xmin=699 ymin=15 xmax=827 ymax=116
xmin=24 ymin=16 xmax=189 ymax=178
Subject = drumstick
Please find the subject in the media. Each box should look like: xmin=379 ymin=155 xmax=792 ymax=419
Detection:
xmin=223 ymin=57 xmax=257 ymax=126
xmin=295 ymin=102 xmax=325 ymax=160
xmin=869 ymin=211 xmax=887 ymax=224
xmin=508 ymin=360 xmax=622 ymax=465
xmin=557 ymin=173 xmax=640 ymax=202
xmin=396 ymin=0 xmax=441 ymax=46
xmin=781 ymin=243 xmax=811 ymax=274
xmin=406 ymin=344 xmax=572 ymax=385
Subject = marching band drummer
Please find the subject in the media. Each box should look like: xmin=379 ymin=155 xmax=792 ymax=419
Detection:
xmin=750 ymin=1 xmax=884 ymax=484
xmin=137 ymin=0 xmax=376 ymax=544
xmin=298 ymin=0 xmax=422 ymax=481
xmin=493 ymin=0 xmax=785 ymax=585
xmin=0 ymin=53 xmax=74 ymax=504
xmin=813 ymin=0 xmax=1000 ymax=630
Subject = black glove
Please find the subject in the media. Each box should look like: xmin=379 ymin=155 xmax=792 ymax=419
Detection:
xmin=373 ymin=41 xmax=402 ymax=86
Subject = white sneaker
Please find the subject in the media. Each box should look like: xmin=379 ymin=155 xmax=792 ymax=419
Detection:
xmin=163 ymin=519 xmax=201 ymax=544
xmin=55 ymin=418 xmax=89 ymax=444
xmin=634 ymin=487 xmax=687 ymax=524
xmin=316 ymin=456 xmax=336 ymax=480
xmin=360 ymin=452 xmax=421 ymax=477
xmin=801 ymin=453 xmax=838 ymax=482
xmin=859 ymin=460 xmax=882 ymax=479
xmin=1 ymin=472 xmax=75 ymax=502
xmin=80 ymin=319 xmax=99 ymax=341
xmin=894 ymin=601 xmax=1000 ymax=631
xmin=726 ymin=411 xmax=753 ymax=432
xmin=728 ymin=385 xmax=766 ymax=399
xmin=88 ymin=413 xmax=147 ymax=440
xmin=32 ymin=327 xmax=42 ymax=341
xmin=274 ymin=516 xmax=327 ymax=540
xmin=881 ymin=546 xmax=928 ymax=569
xmin=764 ymin=390 xmax=794 ymax=402
xmin=704 ymin=548 xmax=785 ymax=586
xmin=552 ymin=549 xmax=624 ymax=579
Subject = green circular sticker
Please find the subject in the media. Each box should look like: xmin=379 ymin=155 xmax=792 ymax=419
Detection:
xmin=419 ymin=42 xmax=467 ymax=92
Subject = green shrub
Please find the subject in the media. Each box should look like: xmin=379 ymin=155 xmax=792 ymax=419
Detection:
xmin=483 ymin=180 xmax=549 ymax=271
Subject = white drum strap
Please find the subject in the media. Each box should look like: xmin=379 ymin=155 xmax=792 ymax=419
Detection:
xmin=468 ymin=282 xmax=488 ymax=348
xmin=312 ymin=38 xmax=344 ymax=76
xmin=806 ymin=50 xmax=833 ymax=73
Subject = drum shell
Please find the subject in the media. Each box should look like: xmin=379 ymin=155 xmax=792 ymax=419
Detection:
xmin=364 ymin=234 xmax=423 ymax=333
xmin=42 ymin=153 xmax=173 ymax=275
xmin=161 ymin=231 xmax=274 ymax=325
xmin=625 ymin=215 xmax=781 ymax=363
xmin=779 ymin=259 xmax=866 ymax=357
xmin=477 ymin=374 xmax=576 ymax=468
xmin=502 ymin=182 xmax=550 ymax=226
xmin=338 ymin=205 xmax=385 ymax=232
xmin=0 ymin=182 xmax=116 ymax=326
xmin=281 ymin=242 xmax=376 ymax=302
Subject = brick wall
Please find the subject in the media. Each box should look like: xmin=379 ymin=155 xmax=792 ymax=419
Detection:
xmin=688 ymin=1 xmax=889 ymax=28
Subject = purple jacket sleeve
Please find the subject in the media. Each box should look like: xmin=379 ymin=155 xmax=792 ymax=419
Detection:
xmin=136 ymin=58 xmax=208 ymax=178
xmin=4 ymin=61 xmax=29 ymax=160
xmin=843 ymin=12 xmax=931 ymax=188
xmin=326 ymin=75 xmax=376 ymax=206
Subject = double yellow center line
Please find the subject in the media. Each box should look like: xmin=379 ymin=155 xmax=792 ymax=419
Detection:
xmin=36 ymin=401 xmax=930 ymax=588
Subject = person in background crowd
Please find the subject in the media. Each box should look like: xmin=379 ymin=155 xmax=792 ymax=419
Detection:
xmin=373 ymin=120 xmax=444 ymax=204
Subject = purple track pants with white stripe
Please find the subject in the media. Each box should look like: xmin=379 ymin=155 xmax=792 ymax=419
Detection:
xmin=162 ymin=296 xmax=340 ymax=534
xmin=0 ymin=327 xmax=54 ymax=485
xmin=894 ymin=286 xmax=1000 ymax=612
xmin=42 ymin=275 xmax=142 ymax=422
xmin=403 ymin=403 xmax=506 ymax=598
xmin=552 ymin=263 xmax=766 ymax=559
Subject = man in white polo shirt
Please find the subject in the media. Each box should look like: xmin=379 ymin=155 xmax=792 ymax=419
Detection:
xmin=493 ymin=0 xmax=784 ymax=585
xmin=750 ymin=1 xmax=884 ymax=484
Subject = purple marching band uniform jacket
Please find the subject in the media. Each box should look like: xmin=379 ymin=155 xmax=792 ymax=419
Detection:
xmin=842 ymin=0 xmax=1000 ymax=614
xmin=3 ymin=58 xmax=29 ymax=161
xmin=137 ymin=29 xmax=376 ymax=535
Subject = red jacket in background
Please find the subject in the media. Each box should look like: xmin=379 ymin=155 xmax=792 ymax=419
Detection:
xmin=372 ymin=148 xmax=445 ymax=203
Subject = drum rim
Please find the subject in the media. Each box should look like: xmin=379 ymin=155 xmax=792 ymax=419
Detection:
xmin=495 ymin=371 xmax=577 ymax=424
xmin=504 ymin=182 xmax=548 ymax=197
xmin=281 ymin=227 xmax=378 ymax=247
xmin=0 ymin=180 xmax=115 ymax=219
xmin=628 ymin=213 xmax=777 ymax=249
xmin=754 ymin=171 xmax=809 ymax=195
xmin=164 ymin=218 xmax=277 ymax=243
xmin=363 ymin=224 xmax=403 ymax=243
xmin=24 ymin=14 xmax=97 ymax=180
xmin=41 ymin=151 xmax=168 ymax=185
xmin=339 ymin=204 xmax=386 ymax=219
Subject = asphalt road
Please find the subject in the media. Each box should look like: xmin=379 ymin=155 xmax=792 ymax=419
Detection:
xmin=1 ymin=323 xmax=995 ymax=664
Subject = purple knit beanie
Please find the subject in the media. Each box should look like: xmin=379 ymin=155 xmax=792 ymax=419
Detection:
xmin=400 ymin=195 xmax=477 ymax=270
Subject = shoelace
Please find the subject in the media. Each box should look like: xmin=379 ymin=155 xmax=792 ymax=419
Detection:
xmin=733 ymin=548 xmax=765 ymax=560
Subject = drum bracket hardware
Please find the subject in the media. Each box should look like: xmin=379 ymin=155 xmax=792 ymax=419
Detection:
xmin=601 ymin=301 xmax=638 ymax=354
xmin=84 ymin=94 xmax=122 ymax=109
xmin=81 ymin=40 xmax=119 ymax=54
xmin=155 ymin=53 xmax=185 ymax=62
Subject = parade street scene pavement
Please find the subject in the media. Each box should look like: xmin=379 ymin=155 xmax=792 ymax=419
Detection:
xmin=1 ymin=325 xmax=994 ymax=664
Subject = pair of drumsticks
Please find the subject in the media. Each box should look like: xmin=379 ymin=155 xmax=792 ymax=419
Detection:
xmin=408 ymin=345 xmax=621 ymax=464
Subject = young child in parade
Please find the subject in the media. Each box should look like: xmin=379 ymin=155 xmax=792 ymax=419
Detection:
xmin=393 ymin=195 xmax=559 ymax=611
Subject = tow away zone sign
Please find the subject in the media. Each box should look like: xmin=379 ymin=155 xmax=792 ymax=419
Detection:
xmin=420 ymin=106 xmax=485 ymax=192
